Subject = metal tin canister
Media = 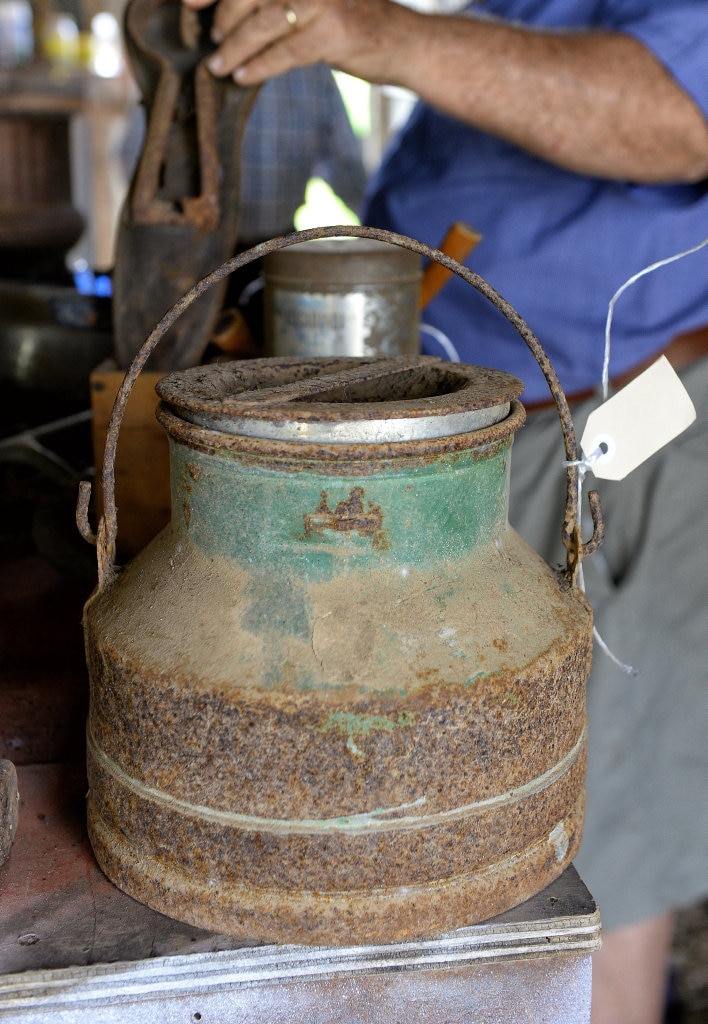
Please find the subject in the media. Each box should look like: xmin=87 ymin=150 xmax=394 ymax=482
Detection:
xmin=262 ymin=238 xmax=421 ymax=357
xmin=82 ymin=355 xmax=595 ymax=948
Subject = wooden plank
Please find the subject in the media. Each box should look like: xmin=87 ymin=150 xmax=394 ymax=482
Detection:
xmin=89 ymin=360 xmax=171 ymax=560
xmin=0 ymin=554 xmax=89 ymax=767
xmin=0 ymin=763 xmax=18 ymax=866
xmin=0 ymin=764 xmax=247 ymax=975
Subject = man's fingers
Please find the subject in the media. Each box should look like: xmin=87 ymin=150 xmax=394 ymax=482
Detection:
xmin=207 ymin=0 xmax=316 ymax=79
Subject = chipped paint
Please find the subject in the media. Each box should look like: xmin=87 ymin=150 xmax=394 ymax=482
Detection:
xmin=549 ymin=820 xmax=570 ymax=863
xmin=310 ymin=710 xmax=416 ymax=756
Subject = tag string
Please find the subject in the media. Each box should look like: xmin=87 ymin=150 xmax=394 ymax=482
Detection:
xmin=420 ymin=321 xmax=461 ymax=362
xmin=602 ymin=235 xmax=708 ymax=401
xmin=562 ymin=234 xmax=708 ymax=674
xmin=563 ymin=446 xmax=638 ymax=676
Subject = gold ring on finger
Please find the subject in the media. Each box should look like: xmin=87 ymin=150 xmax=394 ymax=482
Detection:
xmin=282 ymin=3 xmax=298 ymax=28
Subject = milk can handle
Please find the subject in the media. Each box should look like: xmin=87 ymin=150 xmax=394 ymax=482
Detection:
xmin=77 ymin=224 xmax=604 ymax=589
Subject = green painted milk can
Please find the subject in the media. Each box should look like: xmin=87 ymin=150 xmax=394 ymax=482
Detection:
xmin=78 ymin=227 xmax=604 ymax=946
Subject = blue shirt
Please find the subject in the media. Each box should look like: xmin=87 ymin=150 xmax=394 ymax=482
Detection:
xmin=363 ymin=1 xmax=708 ymax=402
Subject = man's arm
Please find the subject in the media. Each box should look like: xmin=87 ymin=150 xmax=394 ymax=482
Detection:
xmin=393 ymin=16 xmax=708 ymax=184
xmin=187 ymin=0 xmax=708 ymax=184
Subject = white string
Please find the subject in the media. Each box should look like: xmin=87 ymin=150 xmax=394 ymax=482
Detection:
xmin=563 ymin=444 xmax=606 ymax=474
xmin=563 ymin=445 xmax=638 ymax=676
xmin=602 ymin=235 xmax=708 ymax=400
xmin=563 ymin=234 xmax=708 ymax=674
xmin=420 ymin=321 xmax=461 ymax=361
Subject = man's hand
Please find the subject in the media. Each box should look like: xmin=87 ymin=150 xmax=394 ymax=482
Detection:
xmin=183 ymin=0 xmax=708 ymax=185
xmin=183 ymin=0 xmax=418 ymax=86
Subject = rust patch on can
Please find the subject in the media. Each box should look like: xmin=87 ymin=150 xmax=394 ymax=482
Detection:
xmin=181 ymin=462 xmax=202 ymax=527
xmin=83 ymin=520 xmax=594 ymax=945
xmin=303 ymin=487 xmax=388 ymax=549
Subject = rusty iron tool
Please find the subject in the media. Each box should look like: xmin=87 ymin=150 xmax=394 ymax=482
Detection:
xmin=419 ymin=221 xmax=482 ymax=310
xmin=112 ymin=0 xmax=256 ymax=370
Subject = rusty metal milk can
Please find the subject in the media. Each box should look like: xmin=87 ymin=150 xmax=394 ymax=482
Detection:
xmin=78 ymin=227 xmax=604 ymax=946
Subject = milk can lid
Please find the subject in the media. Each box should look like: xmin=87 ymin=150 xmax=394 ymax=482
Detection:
xmin=156 ymin=355 xmax=524 ymax=443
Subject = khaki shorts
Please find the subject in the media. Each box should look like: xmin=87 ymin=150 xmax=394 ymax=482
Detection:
xmin=507 ymin=357 xmax=708 ymax=931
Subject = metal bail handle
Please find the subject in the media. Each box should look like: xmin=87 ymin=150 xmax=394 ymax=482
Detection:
xmin=76 ymin=224 xmax=604 ymax=590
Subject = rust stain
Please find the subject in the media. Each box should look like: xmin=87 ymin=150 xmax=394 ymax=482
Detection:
xmin=181 ymin=462 xmax=201 ymax=527
xmin=83 ymin=567 xmax=592 ymax=945
xmin=155 ymin=401 xmax=525 ymax=477
xmin=302 ymin=487 xmax=388 ymax=549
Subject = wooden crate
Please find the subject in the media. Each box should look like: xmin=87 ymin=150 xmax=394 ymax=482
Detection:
xmin=90 ymin=360 xmax=171 ymax=560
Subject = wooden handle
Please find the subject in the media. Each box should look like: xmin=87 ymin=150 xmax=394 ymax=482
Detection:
xmin=210 ymin=307 xmax=259 ymax=357
xmin=419 ymin=221 xmax=482 ymax=310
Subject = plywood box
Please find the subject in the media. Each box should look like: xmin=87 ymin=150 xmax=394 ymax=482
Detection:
xmin=90 ymin=359 xmax=171 ymax=560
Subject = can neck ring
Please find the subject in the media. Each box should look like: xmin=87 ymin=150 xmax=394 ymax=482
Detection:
xmin=156 ymin=355 xmax=523 ymax=444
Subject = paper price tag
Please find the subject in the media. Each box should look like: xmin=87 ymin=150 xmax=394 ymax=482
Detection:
xmin=580 ymin=356 xmax=696 ymax=480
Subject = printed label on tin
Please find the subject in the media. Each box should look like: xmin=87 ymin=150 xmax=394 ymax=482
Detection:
xmin=580 ymin=356 xmax=696 ymax=480
xmin=269 ymin=290 xmax=411 ymax=357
